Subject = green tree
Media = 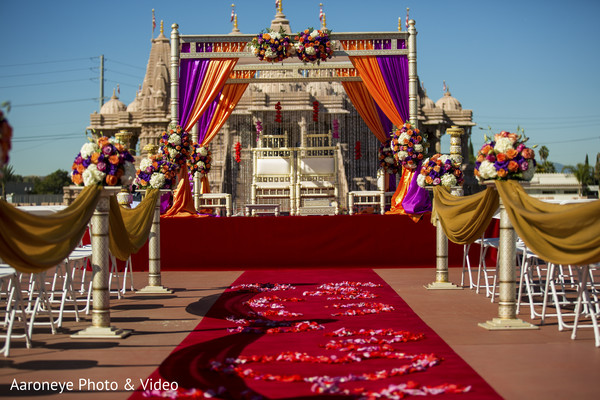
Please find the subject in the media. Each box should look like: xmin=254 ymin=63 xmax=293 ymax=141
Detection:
xmin=1 ymin=164 xmax=15 ymax=199
xmin=561 ymin=162 xmax=594 ymax=195
xmin=595 ymin=153 xmax=600 ymax=185
xmin=538 ymin=146 xmax=549 ymax=162
xmin=34 ymin=169 xmax=71 ymax=194
xmin=535 ymin=145 xmax=555 ymax=173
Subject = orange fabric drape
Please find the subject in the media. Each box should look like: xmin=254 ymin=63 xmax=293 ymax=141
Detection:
xmin=341 ymin=52 xmax=404 ymax=128
xmin=183 ymin=58 xmax=238 ymax=133
xmin=340 ymin=80 xmax=387 ymax=143
xmin=385 ymin=168 xmax=422 ymax=222
xmin=162 ymin=164 xmax=205 ymax=218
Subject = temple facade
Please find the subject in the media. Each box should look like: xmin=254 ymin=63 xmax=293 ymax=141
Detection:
xmin=87 ymin=13 xmax=476 ymax=212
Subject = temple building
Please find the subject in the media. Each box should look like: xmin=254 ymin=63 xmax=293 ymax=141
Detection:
xmin=87 ymin=11 xmax=476 ymax=212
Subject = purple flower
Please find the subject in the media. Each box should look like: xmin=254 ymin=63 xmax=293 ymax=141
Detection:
xmin=75 ymin=154 xmax=83 ymax=164
xmin=97 ymin=161 xmax=107 ymax=172
xmin=433 ymin=177 xmax=441 ymax=185
xmin=108 ymin=164 xmax=118 ymax=176
xmin=102 ymin=145 xmax=113 ymax=156
xmin=486 ymin=154 xmax=496 ymax=162
xmin=82 ymin=158 xmax=91 ymax=168
xmin=519 ymin=161 xmax=529 ymax=171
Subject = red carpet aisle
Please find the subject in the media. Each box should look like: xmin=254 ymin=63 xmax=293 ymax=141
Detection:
xmin=131 ymin=214 xmax=466 ymax=270
xmin=129 ymin=269 xmax=500 ymax=399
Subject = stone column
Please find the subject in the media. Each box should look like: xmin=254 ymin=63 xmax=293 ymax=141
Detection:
xmin=72 ymin=187 xmax=131 ymax=338
xmin=137 ymin=189 xmax=173 ymax=294
xmin=479 ymin=188 xmax=538 ymax=330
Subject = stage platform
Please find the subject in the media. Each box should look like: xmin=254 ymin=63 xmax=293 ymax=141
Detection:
xmin=130 ymin=213 xmax=468 ymax=271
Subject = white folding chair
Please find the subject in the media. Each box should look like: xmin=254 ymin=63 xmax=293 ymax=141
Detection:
xmin=571 ymin=264 xmax=600 ymax=347
xmin=1 ymin=264 xmax=32 ymax=357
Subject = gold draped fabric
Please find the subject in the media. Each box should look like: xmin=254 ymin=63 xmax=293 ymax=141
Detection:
xmin=108 ymin=188 xmax=159 ymax=261
xmin=433 ymin=186 xmax=500 ymax=245
xmin=0 ymin=185 xmax=101 ymax=273
xmin=495 ymin=180 xmax=600 ymax=265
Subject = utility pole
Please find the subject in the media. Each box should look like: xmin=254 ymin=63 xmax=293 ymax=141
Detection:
xmin=99 ymin=54 xmax=105 ymax=111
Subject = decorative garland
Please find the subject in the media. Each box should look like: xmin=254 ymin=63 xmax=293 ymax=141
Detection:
xmin=255 ymin=120 xmax=263 ymax=143
xmin=294 ymin=28 xmax=334 ymax=64
xmin=274 ymin=102 xmax=282 ymax=123
xmin=332 ymin=118 xmax=340 ymax=139
xmin=355 ymin=141 xmax=362 ymax=160
xmin=234 ymin=141 xmax=241 ymax=163
xmin=312 ymin=100 xmax=319 ymax=122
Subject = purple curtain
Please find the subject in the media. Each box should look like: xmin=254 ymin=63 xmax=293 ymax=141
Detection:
xmin=377 ymin=55 xmax=409 ymax=123
xmin=178 ymin=59 xmax=210 ymax=129
xmin=402 ymin=161 xmax=432 ymax=214
xmin=196 ymin=87 xmax=223 ymax=143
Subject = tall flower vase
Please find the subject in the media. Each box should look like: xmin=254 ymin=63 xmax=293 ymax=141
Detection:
xmin=137 ymin=189 xmax=173 ymax=294
xmin=478 ymin=182 xmax=538 ymax=330
xmin=71 ymin=186 xmax=132 ymax=339
xmin=425 ymin=186 xmax=463 ymax=290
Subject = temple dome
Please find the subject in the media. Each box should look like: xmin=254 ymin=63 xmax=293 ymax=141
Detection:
xmin=127 ymin=91 xmax=142 ymax=112
xmin=435 ymin=90 xmax=462 ymax=111
xmin=100 ymin=89 xmax=126 ymax=114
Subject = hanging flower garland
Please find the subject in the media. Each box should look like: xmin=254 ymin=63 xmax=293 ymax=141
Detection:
xmin=70 ymin=136 xmax=136 ymax=187
xmin=187 ymin=143 xmax=212 ymax=178
xmin=378 ymin=138 xmax=400 ymax=175
xmin=234 ymin=141 xmax=242 ymax=163
xmin=255 ymin=120 xmax=263 ymax=143
xmin=135 ymin=153 xmax=178 ymax=190
xmin=390 ymin=122 xmax=425 ymax=170
xmin=354 ymin=141 xmax=362 ymax=160
xmin=417 ymin=153 xmax=464 ymax=188
xmin=249 ymin=28 xmax=294 ymax=62
xmin=159 ymin=125 xmax=192 ymax=170
xmin=294 ymin=28 xmax=334 ymax=64
xmin=274 ymin=102 xmax=282 ymax=123
xmin=332 ymin=118 xmax=339 ymax=139
xmin=474 ymin=130 xmax=536 ymax=182
xmin=312 ymin=100 xmax=319 ymax=122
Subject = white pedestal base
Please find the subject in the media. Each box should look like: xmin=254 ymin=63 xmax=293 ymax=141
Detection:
xmin=424 ymin=282 xmax=463 ymax=290
xmin=136 ymin=285 xmax=173 ymax=294
xmin=478 ymin=317 xmax=539 ymax=330
xmin=71 ymin=326 xmax=132 ymax=339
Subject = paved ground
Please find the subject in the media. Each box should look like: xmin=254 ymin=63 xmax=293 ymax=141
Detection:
xmin=1 ymin=268 xmax=599 ymax=400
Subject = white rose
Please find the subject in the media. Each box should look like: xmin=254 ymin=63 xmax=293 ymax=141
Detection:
xmin=150 ymin=172 xmax=165 ymax=189
xmin=168 ymin=148 xmax=178 ymax=158
xmin=140 ymin=158 xmax=153 ymax=172
xmin=384 ymin=156 xmax=395 ymax=165
xmin=80 ymin=142 xmax=99 ymax=159
xmin=265 ymin=49 xmax=276 ymax=58
xmin=82 ymin=164 xmax=105 ymax=186
xmin=440 ymin=154 xmax=451 ymax=164
xmin=441 ymin=174 xmax=457 ymax=187
xmin=396 ymin=150 xmax=409 ymax=161
xmin=478 ymin=160 xmax=497 ymax=180
xmin=122 ymin=161 xmax=136 ymax=186
xmin=305 ymin=47 xmax=316 ymax=56
xmin=494 ymin=137 xmax=513 ymax=154
xmin=271 ymin=32 xmax=281 ymax=39
xmin=197 ymin=161 xmax=205 ymax=170
xmin=198 ymin=146 xmax=208 ymax=157
xmin=413 ymin=144 xmax=423 ymax=153
xmin=399 ymin=132 xmax=411 ymax=143
xmin=168 ymin=133 xmax=181 ymax=146
xmin=417 ymin=173 xmax=427 ymax=188
xmin=311 ymin=30 xmax=320 ymax=38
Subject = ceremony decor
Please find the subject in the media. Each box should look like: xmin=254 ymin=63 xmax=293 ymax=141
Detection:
xmin=312 ymin=100 xmax=319 ymax=122
xmin=249 ymin=28 xmax=294 ymax=62
xmin=70 ymin=136 xmax=136 ymax=187
xmin=378 ymin=138 xmax=399 ymax=175
xmin=0 ymin=109 xmax=12 ymax=176
xmin=135 ymin=153 xmax=177 ymax=190
xmin=390 ymin=122 xmax=425 ymax=170
xmin=234 ymin=141 xmax=242 ymax=163
xmin=474 ymin=130 xmax=536 ymax=182
xmin=159 ymin=125 xmax=192 ymax=170
xmin=294 ymin=28 xmax=334 ymax=64
xmin=332 ymin=118 xmax=339 ymax=139
xmin=188 ymin=143 xmax=212 ymax=178
xmin=417 ymin=153 xmax=464 ymax=188
xmin=274 ymin=102 xmax=282 ymax=123
xmin=354 ymin=141 xmax=362 ymax=160
xmin=255 ymin=120 xmax=263 ymax=143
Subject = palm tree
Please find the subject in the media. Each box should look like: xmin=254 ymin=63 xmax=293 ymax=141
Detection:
xmin=538 ymin=146 xmax=549 ymax=163
xmin=562 ymin=163 xmax=594 ymax=195
xmin=535 ymin=145 xmax=555 ymax=173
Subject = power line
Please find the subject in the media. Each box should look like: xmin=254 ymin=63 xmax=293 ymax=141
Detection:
xmin=105 ymin=68 xmax=144 ymax=79
xmin=106 ymin=58 xmax=146 ymax=71
xmin=0 ymin=78 xmax=94 ymax=89
xmin=12 ymin=132 xmax=86 ymax=143
xmin=0 ymin=67 xmax=94 ymax=79
xmin=11 ymin=98 xmax=98 ymax=108
xmin=475 ymin=114 xmax=600 ymax=121
xmin=0 ymin=56 xmax=99 ymax=68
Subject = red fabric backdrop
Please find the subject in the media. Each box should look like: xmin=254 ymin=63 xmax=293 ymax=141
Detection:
xmin=130 ymin=214 xmax=469 ymax=271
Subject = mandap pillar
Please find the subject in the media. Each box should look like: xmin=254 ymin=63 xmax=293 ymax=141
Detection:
xmin=72 ymin=186 xmax=131 ymax=339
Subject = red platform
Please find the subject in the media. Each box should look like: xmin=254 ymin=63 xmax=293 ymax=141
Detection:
xmin=130 ymin=214 xmax=469 ymax=271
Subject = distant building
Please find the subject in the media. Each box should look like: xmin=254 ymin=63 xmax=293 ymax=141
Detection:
xmin=524 ymin=173 xmax=586 ymax=201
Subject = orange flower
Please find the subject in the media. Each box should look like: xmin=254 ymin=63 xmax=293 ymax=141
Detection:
xmin=91 ymin=153 xmax=100 ymax=163
xmin=72 ymin=174 xmax=83 ymax=185
xmin=497 ymin=169 xmax=508 ymax=178
xmin=108 ymin=154 xmax=120 ymax=165
xmin=97 ymin=137 xmax=109 ymax=147
xmin=263 ymin=33 xmax=271 ymax=40
xmin=140 ymin=179 xmax=147 ymax=186
xmin=454 ymin=169 xmax=462 ymax=177
xmin=508 ymin=160 xmax=519 ymax=172
xmin=496 ymin=153 xmax=507 ymax=162
xmin=105 ymin=174 xmax=118 ymax=186
xmin=477 ymin=154 xmax=485 ymax=163
xmin=77 ymin=164 xmax=85 ymax=174
xmin=506 ymin=148 xmax=518 ymax=159
xmin=481 ymin=144 xmax=492 ymax=155
xmin=433 ymin=165 xmax=441 ymax=173
xmin=425 ymin=176 xmax=433 ymax=184
xmin=522 ymin=148 xmax=535 ymax=159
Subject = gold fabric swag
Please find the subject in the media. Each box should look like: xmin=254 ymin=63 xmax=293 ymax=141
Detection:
xmin=109 ymin=188 xmax=159 ymax=261
xmin=0 ymin=185 xmax=101 ymax=273
xmin=433 ymin=186 xmax=499 ymax=245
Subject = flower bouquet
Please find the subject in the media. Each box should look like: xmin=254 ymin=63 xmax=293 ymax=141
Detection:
xmin=294 ymin=28 xmax=334 ymax=64
xmin=474 ymin=130 xmax=536 ymax=182
xmin=135 ymin=153 xmax=178 ymax=190
xmin=0 ymin=110 xmax=12 ymax=177
xmin=249 ymin=28 xmax=294 ymax=62
xmin=187 ymin=143 xmax=212 ymax=179
xmin=158 ymin=125 xmax=191 ymax=170
xmin=417 ymin=153 xmax=464 ymax=188
xmin=70 ymin=136 xmax=136 ymax=186
xmin=390 ymin=122 xmax=426 ymax=170
xmin=378 ymin=138 xmax=399 ymax=175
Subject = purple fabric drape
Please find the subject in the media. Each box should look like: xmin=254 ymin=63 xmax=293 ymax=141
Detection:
xmin=402 ymin=162 xmax=432 ymax=214
xmin=377 ymin=56 xmax=409 ymax=123
xmin=196 ymin=87 xmax=223 ymax=143
xmin=375 ymin=102 xmax=393 ymax=138
xmin=178 ymin=59 xmax=210 ymax=129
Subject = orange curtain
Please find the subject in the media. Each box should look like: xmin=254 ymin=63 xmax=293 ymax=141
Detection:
xmin=162 ymin=164 xmax=205 ymax=218
xmin=385 ymin=168 xmax=421 ymax=220
xmin=340 ymin=80 xmax=387 ymax=143
xmin=183 ymin=58 xmax=238 ymax=133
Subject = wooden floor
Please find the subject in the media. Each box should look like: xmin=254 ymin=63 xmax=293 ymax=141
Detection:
xmin=1 ymin=268 xmax=599 ymax=399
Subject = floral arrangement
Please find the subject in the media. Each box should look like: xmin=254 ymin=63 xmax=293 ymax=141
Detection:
xmin=249 ymin=28 xmax=294 ymax=62
xmin=378 ymin=138 xmax=399 ymax=175
xmin=332 ymin=118 xmax=339 ymax=139
xmin=255 ymin=120 xmax=262 ymax=143
xmin=312 ymin=100 xmax=319 ymax=122
xmin=354 ymin=141 xmax=362 ymax=160
xmin=71 ymin=136 xmax=136 ymax=186
xmin=474 ymin=130 xmax=536 ymax=181
xmin=274 ymin=102 xmax=282 ymax=123
xmin=0 ymin=110 xmax=12 ymax=177
xmin=187 ymin=143 xmax=212 ymax=178
xmin=234 ymin=141 xmax=242 ymax=163
xmin=294 ymin=28 xmax=334 ymax=64
xmin=159 ymin=125 xmax=191 ymax=170
xmin=135 ymin=153 xmax=178 ymax=190
xmin=390 ymin=122 xmax=425 ymax=170
xmin=417 ymin=153 xmax=464 ymax=188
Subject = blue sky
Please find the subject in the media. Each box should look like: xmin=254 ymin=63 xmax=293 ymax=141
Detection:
xmin=1 ymin=0 xmax=599 ymax=176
